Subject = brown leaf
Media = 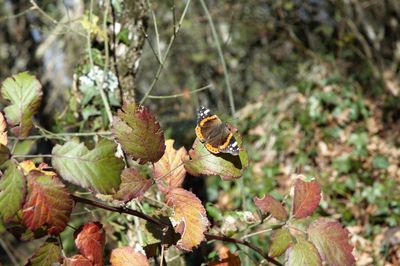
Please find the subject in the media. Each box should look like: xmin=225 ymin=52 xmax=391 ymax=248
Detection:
xmin=110 ymin=247 xmax=149 ymax=266
xmin=292 ymin=179 xmax=321 ymax=219
xmin=165 ymin=188 xmax=210 ymax=251
xmin=75 ymin=222 xmax=105 ymax=266
xmin=113 ymin=168 xmax=152 ymax=202
xmin=153 ymin=139 xmax=187 ymax=193
xmin=209 ymin=246 xmax=241 ymax=266
xmin=0 ymin=112 xmax=7 ymax=145
xmin=253 ymin=195 xmax=288 ymax=221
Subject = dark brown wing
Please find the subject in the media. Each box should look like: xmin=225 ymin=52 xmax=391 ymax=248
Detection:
xmin=200 ymin=117 xmax=231 ymax=148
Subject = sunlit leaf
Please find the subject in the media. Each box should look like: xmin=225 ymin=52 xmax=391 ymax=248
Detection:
xmin=113 ymin=168 xmax=152 ymax=202
xmin=153 ymin=139 xmax=187 ymax=193
xmin=292 ymin=179 xmax=321 ymax=219
xmin=19 ymin=160 xmax=55 ymax=176
xmin=22 ymin=171 xmax=73 ymax=234
xmin=253 ymin=195 xmax=288 ymax=221
xmin=308 ymin=218 xmax=355 ymax=266
xmin=26 ymin=238 xmax=61 ymax=266
xmin=5 ymin=211 xmax=47 ymax=241
xmin=165 ymin=188 xmax=210 ymax=251
xmin=0 ymin=163 xmax=26 ymax=221
xmin=113 ymin=103 xmax=165 ymax=164
xmin=0 ymin=112 xmax=8 ymax=145
xmin=209 ymin=246 xmax=241 ymax=266
xmin=110 ymin=246 xmax=149 ymax=266
xmin=52 ymin=139 xmax=124 ymax=194
xmin=184 ymin=139 xmax=248 ymax=180
xmin=63 ymin=254 xmax=93 ymax=266
xmin=269 ymin=228 xmax=292 ymax=257
xmin=1 ymin=72 xmax=42 ymax=137
xmin=286 ymin=239 xmax=321 ymax=266
xmin=75 ymin=222 xmax=105 ymax=266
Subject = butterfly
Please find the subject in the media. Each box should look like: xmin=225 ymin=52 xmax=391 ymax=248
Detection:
xmin=195 ymin=106 xmax=240 ymax=156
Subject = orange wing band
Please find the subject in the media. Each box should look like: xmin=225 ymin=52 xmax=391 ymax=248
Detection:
xmin=219 ymin=132 xmax=233 ymax=150
xmin=199 ymin=115 xmax=217 ymax=126
xmin=195 ymin=126 xmax=205 ymax=142
xmin=205 ymin=143 xmax=220 ymax=154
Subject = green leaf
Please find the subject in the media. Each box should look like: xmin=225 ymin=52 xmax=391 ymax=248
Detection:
xmin=52 ymin=139 xmax=124 ymax=194
xmin=184 ymin=138 xmax=248 ymax=180
xmin=0 ymin=163 xmax=26 ymax=221
xmin=1 ymin=72 xmax=42 ymax=137
xmin=287 ymin=239 xmax=321 ymax=266
xmin=372 ymin=154 xmax=389 ymax=169
xmin=113 ymin=103 xmax=165 ymax=164
xmin=26 ymin=238 xmax=61 ymax=266
xmin=269 ymin=228 xmax=292 ymax=257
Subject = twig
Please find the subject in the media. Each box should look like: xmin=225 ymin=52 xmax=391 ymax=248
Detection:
xmin=147 ymin=84 xmax=213 ymax=99
xmin=199 ymin=0 xmax=235 ymax=117
xmin=146 ymin=0 xmax=162 ymax=62
xmin=139 ymin=0 xmax=192 ymax=105
xmin=240 ymin=228 xmax=273 ymax=240
xmin=204 ymin=233 xmax=283 ymax=266
xmin=0 ymin=238 xmax=19 ymax=266
xmin=71 ymin=195 xmax=168 ymax=229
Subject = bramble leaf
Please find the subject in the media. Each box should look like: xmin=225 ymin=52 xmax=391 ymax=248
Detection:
xmin=113 ymin=168 xmax=152 ymax=202
xmin=1 ymin=72 xmax=42 ymax=137
xmin=269 ymin=228 xmax=292 ymax=257
xmin=153 ymin=139 xmax=186 ymax=193
xmin=52 ymin=139 xmax=124 ymax=194
xmin=0 ymin=144 xmax=10 ymax=165
xmin=184 ymin=138 xmax=248 ymax=180
xmin=287 ymin=239 xmax=321 ymax=266
xmin=26 ymin=238 xmax=61 ymax=266
xmin=292 ymin=179 xmax=321 ymax=219
xmin=22 ymin=171 xmax=73 ymax=234
xmin=308 ymin=218 xmax=355 ymax=266
xmin=113 ymin=103 xmax=165 ymax=164
xmin=63 ymin=255 xmax=93 ymax=266
xmin=253 ymin=195 xmax=288 ymax=221
xmin=165 ymin=188 xmax=210 ymax=251
xmin=75 ymin=222 xmax=105 ymax=266
xmin=110 ymin=247 xmax=150 ymax=266
xmin=0 ymin=163 xmax=26 ymax=221
xmin=209 ymin=246 xmax=241 ymax=266
xmin=0 ymin=112 xmax=8 ymax=145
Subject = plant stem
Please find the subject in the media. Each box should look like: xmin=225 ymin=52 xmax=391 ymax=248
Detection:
xmin=199 ymin=0 xmax=235 ymax=117
xmin=147 ymin=84 xmax=213 ymax=99
xmin=204 ymin=233 xmax=283 ymax=266
xmin=139 ymin=0 xmax=192 ymax=105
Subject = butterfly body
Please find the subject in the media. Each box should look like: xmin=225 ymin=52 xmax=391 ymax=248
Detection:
xmin=195 ymin=106 xmax=240 ymax=156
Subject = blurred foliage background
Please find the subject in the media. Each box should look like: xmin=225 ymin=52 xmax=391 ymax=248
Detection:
xmin=0 ymin=0 xmax=400 ymax=265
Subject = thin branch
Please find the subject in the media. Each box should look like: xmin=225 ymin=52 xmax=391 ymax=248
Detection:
xmin=204 ymin=233 xmax=283 ymax=266
xmin=71 ymin=195 xmax=168 ymax=229
xmin=139 ymin=0 xmax=192 ymax=105
xmin=147 ymin=84 xmax=213 ymax=99
xmin=199 ymin=0 xmax=235 ymax=117
xmin=8 ymin=131 xmax=112 ymax=140
xmin=146 ymin=0 xmax=162 ymax=62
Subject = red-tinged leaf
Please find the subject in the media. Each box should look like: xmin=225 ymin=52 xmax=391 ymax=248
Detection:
xmin=1 ymin=72 xmax=42 ymax=137
xmin=165 ymin=188 xmax=210 ymax=251
xmin=113 ymin=103 xmax=165 ymax=164
xmin=269 ymin=228 xmax=292 ymax=257
xmin=75 ymin=222 xmax=105 ymax=266
xmin=286 ymin=239 xmax=321 ymax=266
xmin=292 ymin=179 xmax=321 ymax=219
xmin=0 ymin=163 xmax=26 ymax=221
xmin=209 ymin=246 xmax=241 ymax=266
xmin=26 ymin=238 xmax=61 ymax=266
xmin=63 ymin=255 xmax=93 ymax=266
xmin=113 ymin=168 xmax=152 ymax=202
xmin=0 ymin=112 xmax=8 ymax=145
xmin=184 ymin=138 xmax=248 ymax=180
xmin=110 ymin=247 xmax=149 ymax=266
xmin=22 ymin=171 xmax=73 ymax=234
xmin=52 ymin=139 xmax=124 ymax=194
xmin=253 ymin=195 xmax=288 ymax=221
xmin=153 ymin=139 xmax=187 ymax=193
xmin=308 ymin=218 xmax=355 ymax=266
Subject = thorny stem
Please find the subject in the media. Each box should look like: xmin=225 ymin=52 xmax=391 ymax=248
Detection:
xmin=71 ymin=195 xmax=283 ymax=266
